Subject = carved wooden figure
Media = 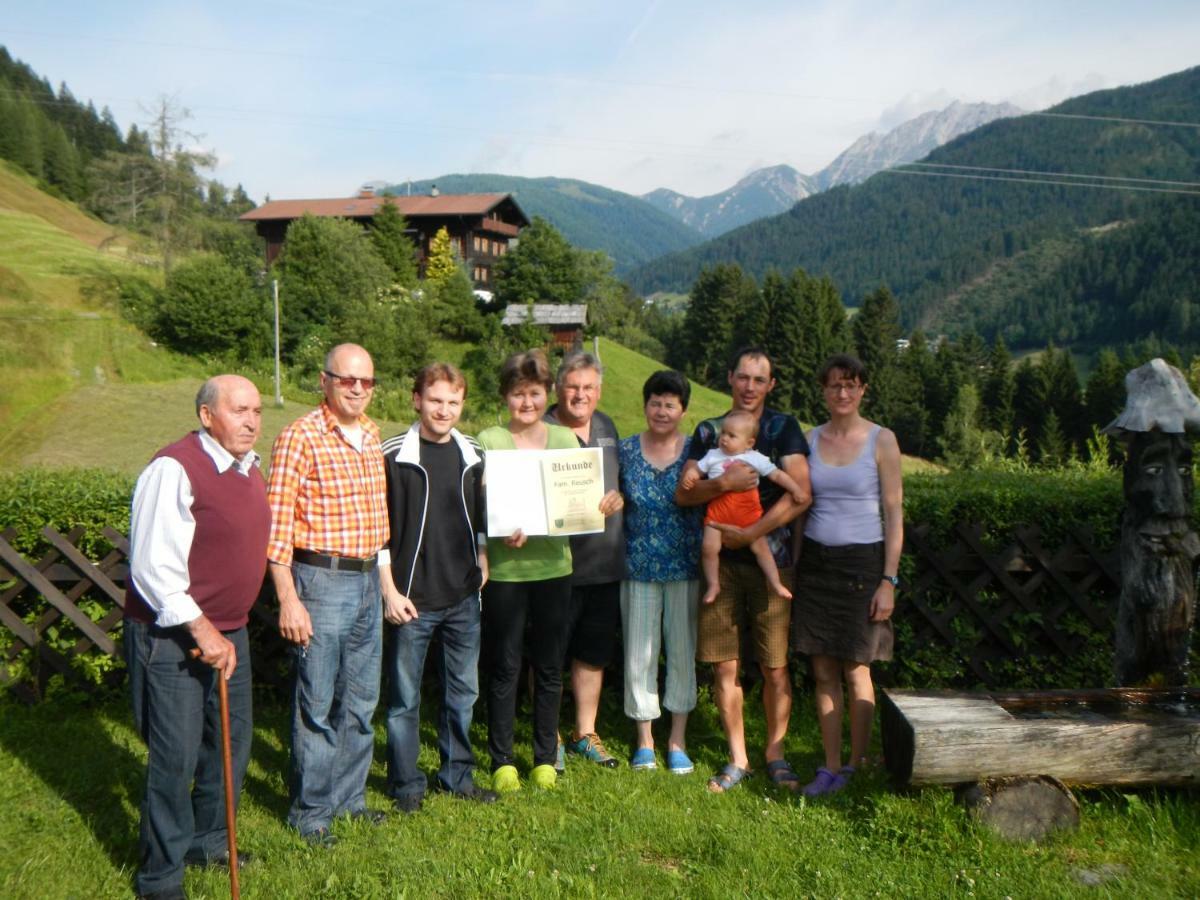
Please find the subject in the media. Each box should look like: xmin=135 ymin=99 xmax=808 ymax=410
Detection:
xmin=1104 ymin=359 xmax=1200 ymax=687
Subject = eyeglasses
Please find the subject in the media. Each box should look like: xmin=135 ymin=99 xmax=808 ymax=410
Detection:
xmin=324 ymin=371 xmax=378 ymax=389
xmin=824 ymin=382 xmax=863 ymax=396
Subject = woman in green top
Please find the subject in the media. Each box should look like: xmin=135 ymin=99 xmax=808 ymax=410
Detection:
xmin=478 ymin=349 xmax=579 ymax=792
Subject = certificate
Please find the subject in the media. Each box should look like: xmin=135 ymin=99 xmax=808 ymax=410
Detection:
xmin=485 ymin=447 xmax=605 ymax=537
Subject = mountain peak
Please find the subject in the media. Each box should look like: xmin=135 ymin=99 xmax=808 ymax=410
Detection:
xmin=641 ymin=165 xmax=816 ymax=238
xmin=814 ymin=100 xmax=1023 ymax=190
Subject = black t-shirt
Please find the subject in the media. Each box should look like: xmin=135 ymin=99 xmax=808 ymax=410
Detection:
xmin=688 ymin=407 xmax=809 ymax=566
xmin=410 ymin=437 xmax=478 ymax=611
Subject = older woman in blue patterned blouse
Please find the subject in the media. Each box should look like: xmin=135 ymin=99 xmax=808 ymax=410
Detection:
xmin=618 ymin=370 xmax=703 ymax=775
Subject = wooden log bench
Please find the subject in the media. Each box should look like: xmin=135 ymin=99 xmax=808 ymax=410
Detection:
xmin=880 ymin=687 xmax=1200 ymax=840
xmin=881 ymin=687 xmax=1200 ymax=787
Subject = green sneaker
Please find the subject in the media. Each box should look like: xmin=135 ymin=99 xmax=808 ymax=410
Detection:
xmin=530 ymin=764 xmax=557 ymax=789
xmin=568 ymin=732 xmax=620 ymax=768
xmin=492 ymin=765 xmax=521 ymax=793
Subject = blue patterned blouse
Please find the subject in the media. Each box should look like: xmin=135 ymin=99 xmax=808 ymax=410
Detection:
xmin=619 ymin=434 xmax=702 ymax=583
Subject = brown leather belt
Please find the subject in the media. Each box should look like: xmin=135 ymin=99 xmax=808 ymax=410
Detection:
xmin=293 ymin=548 xmax=377 ymax=572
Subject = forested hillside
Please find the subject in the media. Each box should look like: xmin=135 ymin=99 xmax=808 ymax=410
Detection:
xmin=0 ymin=46 xmax=132 ymax=202
xmin=386 ymin=174 xmax=703 ymax=272
xmin=629 ymin=66 xmax=1200 ymax=350
xmin=936 ymin=196 xmax=1200 ymax=346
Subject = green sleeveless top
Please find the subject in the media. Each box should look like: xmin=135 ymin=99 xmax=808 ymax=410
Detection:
xmin=478 ymin=423 xmax=576 ymax=583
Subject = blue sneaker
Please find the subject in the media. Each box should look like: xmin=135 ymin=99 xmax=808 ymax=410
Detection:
xmin=631 ymin=747 xmax=657 ymax=770
xmin=666 ymin=749 xmax=694 ymax=775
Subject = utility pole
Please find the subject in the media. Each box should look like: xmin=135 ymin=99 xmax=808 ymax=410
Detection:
xmin=273 ymin=279 xmax=283 ymax=407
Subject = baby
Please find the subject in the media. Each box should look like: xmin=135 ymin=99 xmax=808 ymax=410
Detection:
xmin=680 ymin=410 xmax=806 ymax=605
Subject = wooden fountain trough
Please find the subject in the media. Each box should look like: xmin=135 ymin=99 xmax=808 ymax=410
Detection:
xmin=880 ymin=687 xmax=1200 ymax=787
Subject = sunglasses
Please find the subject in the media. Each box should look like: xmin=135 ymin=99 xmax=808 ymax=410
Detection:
xmin=324 ymin=371 xmax=378 ymax=389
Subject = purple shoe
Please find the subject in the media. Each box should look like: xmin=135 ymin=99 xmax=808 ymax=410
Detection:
xmin=802 ymin=767 xmax=848 ymax=797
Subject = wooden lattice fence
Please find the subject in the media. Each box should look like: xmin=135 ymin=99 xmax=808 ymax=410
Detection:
xmin=0 ymin=522 xmax=1124 ymax=701
xmin=897 ymin=522 xmax=1120 ymax=688
xmin=0 ymin=526 xmax=289 ymax=702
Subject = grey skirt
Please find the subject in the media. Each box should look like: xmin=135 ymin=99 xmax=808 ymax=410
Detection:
xmin=791 ymin=538 xmax=893 ymax=664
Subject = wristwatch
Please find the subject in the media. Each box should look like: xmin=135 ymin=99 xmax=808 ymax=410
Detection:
xmin=881 ymin=574 xmax=900 ymax=588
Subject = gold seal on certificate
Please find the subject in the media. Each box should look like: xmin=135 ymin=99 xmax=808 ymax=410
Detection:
xmin=541 ymin=448 xmax=605 ymax=535
xmin=485 ymin=447 xmax=605 ymax=537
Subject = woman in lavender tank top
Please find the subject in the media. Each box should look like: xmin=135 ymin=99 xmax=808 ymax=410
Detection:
xmin=792 ymin=354 xmax=904 ymax=797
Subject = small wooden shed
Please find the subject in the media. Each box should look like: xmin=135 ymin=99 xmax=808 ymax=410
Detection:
xmin=501 ymin=303 xmax=588 ymax=348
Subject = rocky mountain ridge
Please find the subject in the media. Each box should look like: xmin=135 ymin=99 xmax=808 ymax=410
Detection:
xmin=643 ymin=100 xmax=1023 ymax=237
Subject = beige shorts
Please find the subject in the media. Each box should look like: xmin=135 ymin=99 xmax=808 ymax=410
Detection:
xmin=696 ymin=559 xmax=791 ymax=668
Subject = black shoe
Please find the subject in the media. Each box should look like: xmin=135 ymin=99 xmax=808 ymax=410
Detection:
xmin=184 ymin=849 xmax=252 ymax=869
xmin=451 ymin=783 xmax=499 ymax=804
xmin=301 ymin=827 xmax=338 ymax=848
xmin=393 ymin=794 xmax=424 ymax=815
xmin=348 ymin=808 xmax=388 ymax=825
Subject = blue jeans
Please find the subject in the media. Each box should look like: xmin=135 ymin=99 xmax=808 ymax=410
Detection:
xmin=125 ymin=620 xmax=252 ymax=897
xmin=385 ymin=592 xmax=481 ymax=799
xmin=287 ymin=562 xmax=382 ymax=834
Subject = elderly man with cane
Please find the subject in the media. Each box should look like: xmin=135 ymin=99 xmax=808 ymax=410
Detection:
xmin=124 ymin=375 xmax=270 ymax=900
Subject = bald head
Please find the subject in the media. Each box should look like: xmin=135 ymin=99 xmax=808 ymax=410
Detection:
xmin=197 ymin=375 xmax=262 ymax=460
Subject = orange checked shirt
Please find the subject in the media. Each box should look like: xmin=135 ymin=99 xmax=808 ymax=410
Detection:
xmin=266 ymin=402 xmax=389 ymax=566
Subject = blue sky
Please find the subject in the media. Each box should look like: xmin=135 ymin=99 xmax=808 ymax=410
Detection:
xmin=4 ymin=1 xmax=1199 ymax=201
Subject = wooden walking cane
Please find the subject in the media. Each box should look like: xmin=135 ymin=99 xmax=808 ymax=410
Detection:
xmin=193 ymin=649 xmax=241 ymax=900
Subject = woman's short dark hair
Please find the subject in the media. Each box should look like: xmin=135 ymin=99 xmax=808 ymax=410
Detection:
xmin=818 ymin=353 xmax=869 ymax=386
xmin=498 ymin=348 xmax=554 ymax=397
xmin=642 ymin=369 xmax=691 ymax=410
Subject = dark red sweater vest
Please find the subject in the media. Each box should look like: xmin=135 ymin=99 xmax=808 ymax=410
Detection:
xmin=125 ymin=432 xmax=271 ymax=630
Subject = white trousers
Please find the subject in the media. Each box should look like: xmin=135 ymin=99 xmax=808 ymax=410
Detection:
xmin=620 ymin=579 xmax=700 ymax=720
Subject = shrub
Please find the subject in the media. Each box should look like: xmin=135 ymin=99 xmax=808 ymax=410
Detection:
xmin=0 ymin=468 xmax=134 ymax=556
xmin=154 ymin=254 xmax=268 ymax=357
xmin=902 ymin=468 xmax=1124 ymax=549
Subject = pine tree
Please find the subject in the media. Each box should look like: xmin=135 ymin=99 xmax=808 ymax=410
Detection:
xmin=852 ymin=285 xmax=902 ymax=423
xmin=791 ymin=270 xmax=851 ymax=421
xmin=1038 ymin=410 xmax=1068 ymax=467
xmin=1040 ymin=343 xmax=1085 ymax=453
xmin=938 ymin=383 xmax=999 ymax=468
xmin=142 ymin=95 xmax=214 ymax=274
xmin=758 ymin=270 xmax=801 ymax=408
xmin=980 ymin=336 xmax=1015 ymax=436
xmin=680 ymin=264 xmax=757 ymax=388
xmin=370 ymin=200 xmax=419 ymax=287
xmin=1084 ymin=348 xmax=1127 ymax=432
xmin=895 ymin=331 xmax=937 ymax=457
xmin=852 ymin=286 xmax=901 ymax=379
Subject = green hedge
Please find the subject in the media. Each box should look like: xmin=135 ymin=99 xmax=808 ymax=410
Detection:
xmin=902 ymin=468 xmax=1125 ymax=548
xmin=0 ymin=468 xmax=134 ymax=557
xmin=2 ymin=466 xmax=1195 ymax=698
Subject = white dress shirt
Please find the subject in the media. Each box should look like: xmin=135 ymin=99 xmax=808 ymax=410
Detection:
xmin=129 ymin=431 xmax=261 ymax=627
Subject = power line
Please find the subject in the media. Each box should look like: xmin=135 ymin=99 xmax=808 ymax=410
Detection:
xmin=903 ymin=161 xmax=1200 ymax=189
xmin=1032 ymin=111 xmax=1200 ymax=130
xmin=885 ymin=168 xmax=1200 ymax=196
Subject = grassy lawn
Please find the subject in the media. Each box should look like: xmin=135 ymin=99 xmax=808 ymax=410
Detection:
xmin=1 ymin=335 xmax=733 ymax=471
xmin=0 ymin=686 xmax=1196 ymax=898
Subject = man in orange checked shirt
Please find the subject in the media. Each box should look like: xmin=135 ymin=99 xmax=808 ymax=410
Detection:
xmin=267 ymin=343 xmax=390 ymax=847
